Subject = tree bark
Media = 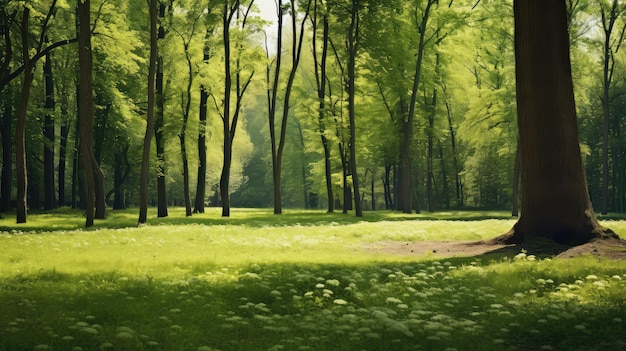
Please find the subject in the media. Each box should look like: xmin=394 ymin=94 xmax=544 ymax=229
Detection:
xmin=180 ymin=37 xmax=194 ymax=217
xmin=347 ymin=0 xmax=362 ymax=217
xmin=194 ymin=85 xmax=208 ymax=213
xmin=221 ymin=0 xmax=235 ymax=217
xmin=155 ymin=1 xmax=168 ymax=218
xmin=139 ymin=0 xmax=158 ymax=224
xmin=15 ymin=8 xmax=35 ymax=223
xmin=194 ymin=28 xmax=211 ymax=214
xmin=78 ymin=0 xmax=105 ymax=226
xmin=499 ymin=0 xmax=617 ymax=245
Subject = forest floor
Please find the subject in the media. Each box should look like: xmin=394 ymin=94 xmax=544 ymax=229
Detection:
xmin=363 ymin=237 xmax=626 ymax=260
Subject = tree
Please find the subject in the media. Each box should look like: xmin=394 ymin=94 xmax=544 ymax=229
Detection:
xmin=78 ymin=0 xmax=106 ymax=226
xmin=155 ymin=0 xmax=171 ymax=218
xmin=498 ymin=0 xmax=618 ymax=245
xmin=598 ymin=0 xmax=626 ymax=215
xmin=266 ymin=0 xmax=311 ymax=215
xmin=15 ymin=3 xmax=57 ymax=223
xmin=43 ymin=51 xmax=56 ymax=210
xmin=311 ymin=0 xmax=334 ymax=213
xmin=139 ymin=0 xmax=159 ymax=224
xmin=172 ymin=3 xmax=204 ymax=217
xmin=219 ymin=0 xmax=256 ymax=217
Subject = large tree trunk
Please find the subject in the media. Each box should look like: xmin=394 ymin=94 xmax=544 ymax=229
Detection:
xmin=139 ymin=0 xmax=158 ymax=224
xmin=43 ymin=51 xmax=56 ymax=210
xmin=499 ymin=0 xmax=617 ymax=245
xmin=78 ymin=0 xmax=103 ymax=226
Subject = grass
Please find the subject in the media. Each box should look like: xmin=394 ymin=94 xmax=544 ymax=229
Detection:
xmin=0 ymin=208 xmax=625 ymax=351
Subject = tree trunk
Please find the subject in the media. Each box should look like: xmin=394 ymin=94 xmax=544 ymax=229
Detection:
xmin=139 ymin=0 xmax=158 ymax=224
xmin=221 ymin=0 xmax=233 ymax=218
xmin=194 ymin=83 xmax=208 ymax=213
xmin=179 ymin=32 xmax=196 ymax=217
xmin=312 ymin=1 xmax=334 ymax=213
xmin=399 ymin=0 xmax=435 ymax=214
xmin=15 ymin=9 xmax=35 ymax=223
xmin=444 ymin=99 xmax=462 ymax=207
xmin=78 ymin=0 xmax=104 ymax=226
xmin=71 ymin=114 xmax=79 ymax=209
xmin=58 ymin=117 xmax=70 ymax=207
xmin=43 ymin=51 xmax=56 ymax=210
xmin=154 ymin=1 xmax=169 ymax=218
xmin=347 ymin=0 xmax=362 ymax=217
xmin=0 ymin=85 xmax=13 ymax=212
xmin=598 ymin=0 xmax=626 ymax=215
xmin=499 ymin=0 xmax=617 ymax=245
xmin=427 ymin=88 xmax=436 ymax=212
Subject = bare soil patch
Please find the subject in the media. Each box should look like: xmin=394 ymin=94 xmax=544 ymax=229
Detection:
xmin=363 ymin=237 xmax=626 ymax=260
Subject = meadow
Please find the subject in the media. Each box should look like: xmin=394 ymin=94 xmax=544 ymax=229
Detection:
xmin=1 ymin=208 xmax=625 ymax=351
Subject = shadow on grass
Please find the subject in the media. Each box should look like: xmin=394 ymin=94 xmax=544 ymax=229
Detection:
xmin=1 ymin=258 xmax=625 ymax=351
xmin=0 ymin=207 xmax=518 ymax=233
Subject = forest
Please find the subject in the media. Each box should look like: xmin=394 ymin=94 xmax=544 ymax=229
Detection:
xmin=2 ymin=0 xmax=626 ymax=225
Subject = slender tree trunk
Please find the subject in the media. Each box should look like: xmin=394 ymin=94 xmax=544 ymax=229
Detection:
xmin=498 ymin=0 xmax=617 ymax=245
xmin=599 ymin=0 xmax=626 ymax=215
xmin=399 ymin=1 xmax=436 ymax=214
xmin=139 ymin=0 xmax=158 ymax=224
xmin=444 ymin=99 xmax=462 ymax=207
xmin=180 ymin=42 xmax=194 ymax=217
xmin=43 ymin=51 xmax=56 ymax=210
xmin=58 ymin=118 xmax=69 ymax=207
xmin=438 ymin=142 xmax=450 ymax=209
xmin=15 ymin=8 xmax=35 ymax=223
xmin=155 ymin=1 xmax=169 ymax=218
xmin=194 ymin=28 xmax=211 ymax=214
xmin=312 ymin=0 xmax=334 ymax=213
xmin=427 ymin=88 xmax=436 ymax=212
xmin=347 ymin=0 xmax=362 ymax=217
xmin=221 ymin=0 xmax=234 ymax=217
xmin=194 ymin=84 xmax=208 ymax=213
xmin=0 ymin=85 xmax=13 ymax=212
xmin=71 ymin=113 xmax=79 ymax=209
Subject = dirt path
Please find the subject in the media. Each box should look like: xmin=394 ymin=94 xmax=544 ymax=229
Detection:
xmin=363 ymin=238 xmax=626 ymax=260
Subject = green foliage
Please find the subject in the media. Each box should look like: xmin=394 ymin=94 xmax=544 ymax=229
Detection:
xmin=1 ymin=210 xmax=626 ymax=350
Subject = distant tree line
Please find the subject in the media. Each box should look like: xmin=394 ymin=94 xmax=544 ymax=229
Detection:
xmin=1 ymin=0 xmax=626 ymax=226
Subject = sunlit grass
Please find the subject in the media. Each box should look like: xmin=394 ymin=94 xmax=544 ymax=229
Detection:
xmin=1 ymin=208 xmax=625 ymax=350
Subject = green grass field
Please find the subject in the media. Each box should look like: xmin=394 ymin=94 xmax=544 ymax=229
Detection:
xmin=1 ymin=208 xmax=625 ymax=351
